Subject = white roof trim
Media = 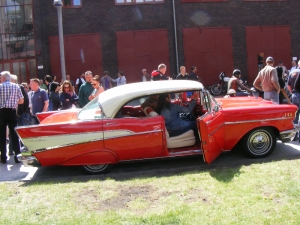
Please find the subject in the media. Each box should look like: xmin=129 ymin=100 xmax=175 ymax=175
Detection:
xmin=98 ymin=80 xmax=204 ymax=118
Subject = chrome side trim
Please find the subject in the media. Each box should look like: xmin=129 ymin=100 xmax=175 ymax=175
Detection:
xmin=22 ymin=131 xmax=104 ymax=152
xmin=224 ymin=117 xmax=291 ymax=125
xmin=169 ymin=150 xmax=202 ymax=155
xmin=208 ymin=124 xmax=225 ymax=137
xmin=120 ymin=150 xmax=203 ymax=162
xmin=16 ymin=119 xmax=86 ymax=129
xmin=33 ymin=138 xmax=103 ymax=153
xmin=103 ymin=129 xmax=162 ymax=140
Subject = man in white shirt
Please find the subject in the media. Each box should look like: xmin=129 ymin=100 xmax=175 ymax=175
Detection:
xmin=290 ymin=60 xmax=297 ymax=72
xmin=111 ymin=71 xmax=126 ymax=86
xmin=75 ymin=72 xmax=86 ymax=94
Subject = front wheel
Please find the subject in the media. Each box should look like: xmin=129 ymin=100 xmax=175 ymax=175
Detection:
xmin=210 ymin=83 xmax=223 ymax=95
xmin=242 ymin=128 xmax=276 ymax=158
xmin=82 ymin=164 xmax=113 ymax=175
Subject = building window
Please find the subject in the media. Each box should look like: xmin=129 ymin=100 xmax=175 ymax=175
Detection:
xmin=0 ymin=0 xmax=35 ymax=60
xmin=115 ymin=0 xmax=164 ymax=5
xmin=181 ymin=0 xmax=228 ymax=2
xmin=63 ymin=0 xmax=82 ymax=8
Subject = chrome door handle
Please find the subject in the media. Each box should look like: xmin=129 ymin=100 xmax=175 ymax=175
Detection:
xmin=106 ymin=122 xmax=117 ymax=125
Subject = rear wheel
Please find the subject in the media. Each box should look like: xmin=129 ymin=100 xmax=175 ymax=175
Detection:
xmin=242 ymin=128 xmax=276 ymax=158
xmin=82 ymin=164 xmax=113 ymax=175
xmin=210 ymin=83 xmax=223 ymax=96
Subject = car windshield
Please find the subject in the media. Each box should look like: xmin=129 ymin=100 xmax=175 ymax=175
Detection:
xmin=78 ymin=96 xmax=104 ymax=120
xmin=208 ymin=92 xmax=220 ymax=108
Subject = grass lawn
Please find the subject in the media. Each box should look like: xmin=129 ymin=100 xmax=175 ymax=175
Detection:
xmin=1 ymin=159 xmax=300 ymax=225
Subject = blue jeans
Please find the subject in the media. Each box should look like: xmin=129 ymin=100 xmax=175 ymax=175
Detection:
xmin=264 ymin=91 xmax=279 ymax=104
xmin=48 ymin=100 xmax=53 ymax=111
xmin=291 ymin=93 xmax=300 ymax=124
xmin=17 ymin=113 xmax=30 ymax=126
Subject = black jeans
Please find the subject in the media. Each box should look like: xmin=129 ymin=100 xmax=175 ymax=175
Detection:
xmin=0 ymin=108 xmax=21 ymax=162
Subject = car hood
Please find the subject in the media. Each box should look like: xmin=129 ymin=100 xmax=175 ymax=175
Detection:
xmin=217 ymin=96 xmax=274 ymax=108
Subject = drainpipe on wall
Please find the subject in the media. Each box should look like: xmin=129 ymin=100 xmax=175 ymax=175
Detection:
xmin=172 ymin=0 xmax=179 ymax=75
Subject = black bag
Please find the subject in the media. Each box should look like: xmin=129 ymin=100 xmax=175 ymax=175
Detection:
xmin=17 ymin=85 xmax=29 ymax=117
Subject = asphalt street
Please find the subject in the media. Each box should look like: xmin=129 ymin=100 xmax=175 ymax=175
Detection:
xmin=1 ymin=140 xmax=300 ymax=182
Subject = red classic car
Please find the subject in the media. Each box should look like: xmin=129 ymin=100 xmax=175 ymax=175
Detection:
xmin=16 ymin=80 xmax=298 ymax=174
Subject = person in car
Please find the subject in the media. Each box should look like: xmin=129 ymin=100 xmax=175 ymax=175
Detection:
xmin=228 ymin=69 xmax=252 ymax=96
xmin=156 ymin=93 xmax=199 ymax=142
xmin=141 ymin=95 xmax=159 ymax=117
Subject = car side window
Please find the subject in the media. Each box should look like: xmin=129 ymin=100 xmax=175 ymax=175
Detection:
xmin=116 ymin=97 xmax=149 ymax=118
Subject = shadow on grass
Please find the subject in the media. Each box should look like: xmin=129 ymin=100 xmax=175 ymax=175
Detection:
xmin=20 ymin=141 xmax=300 ymax=187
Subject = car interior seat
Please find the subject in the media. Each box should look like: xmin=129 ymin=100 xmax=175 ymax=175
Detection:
xmin=165 ymin=129 xmax=196 ymax=148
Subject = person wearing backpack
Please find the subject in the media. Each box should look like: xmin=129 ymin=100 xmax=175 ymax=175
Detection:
xmin=10 ymin=75 xmax=29 ymax=126
xmin=275 ymin=60 xmax=291 ymax=104
xmin=287 ymin=70 xmax=300 ymax=141
xmin=49 ymin=82 xmax=61 ymax=111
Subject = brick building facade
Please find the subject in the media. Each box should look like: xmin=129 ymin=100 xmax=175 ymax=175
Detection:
xmin=1 ymin=0 xmax=300 ymax=85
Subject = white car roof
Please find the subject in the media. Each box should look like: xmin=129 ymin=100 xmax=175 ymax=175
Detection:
xmin=98 ymin=80 xmax=204 ymax=118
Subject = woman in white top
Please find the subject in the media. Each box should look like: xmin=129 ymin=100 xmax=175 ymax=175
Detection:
xmin=88 ymin=75 xmax=104 ymax=101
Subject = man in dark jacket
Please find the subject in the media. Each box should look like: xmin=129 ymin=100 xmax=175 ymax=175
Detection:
xmin=78 ymin=71 xmax=94 ymax=107
xmin=189 ymin=66 xmax=199 ymax=81
xmin=176 ymin=66 xmax=190 ymax=80
xmin=151 ymin=64 xmax=169 ymax=81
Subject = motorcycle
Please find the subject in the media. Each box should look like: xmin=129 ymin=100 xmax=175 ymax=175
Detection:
xmin=210 ymin=71 xmax=230 ymax=96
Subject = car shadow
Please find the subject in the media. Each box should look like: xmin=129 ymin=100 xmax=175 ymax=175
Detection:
xmin=20 ymin=141 xmax=300 ymax=186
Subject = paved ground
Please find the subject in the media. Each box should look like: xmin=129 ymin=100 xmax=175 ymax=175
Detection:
xmin=1 ymin=140 xmax=300 ymax=183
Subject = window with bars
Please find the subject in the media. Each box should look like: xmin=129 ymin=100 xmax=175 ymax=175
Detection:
xmin=115 ymin=0 xmax=164 ymax=5
xmin=0 ymin=0 xmax=35 ymax=60
xmin=63 ymin=0 xmax=82 ymax=8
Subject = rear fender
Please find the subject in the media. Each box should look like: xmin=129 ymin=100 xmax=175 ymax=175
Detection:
xmin=59 ymin=151 xmax=118 ymax=166
xmin=36 ymin=111 xmax=58 ymax=122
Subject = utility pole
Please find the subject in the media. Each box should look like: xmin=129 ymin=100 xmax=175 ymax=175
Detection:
xmin=53 ymin=0 xmax=66 ymax=81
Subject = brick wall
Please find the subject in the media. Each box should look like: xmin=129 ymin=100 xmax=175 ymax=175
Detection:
xmin=33 ymin=0 xmax=300 ymax=80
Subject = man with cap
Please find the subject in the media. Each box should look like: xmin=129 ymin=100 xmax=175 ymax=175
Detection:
xmin=253 ymin=56 xmax=280 ymax=104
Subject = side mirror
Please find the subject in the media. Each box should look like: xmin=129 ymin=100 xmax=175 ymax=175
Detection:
xmin=214 ymin=105 xmax=219 ymax=113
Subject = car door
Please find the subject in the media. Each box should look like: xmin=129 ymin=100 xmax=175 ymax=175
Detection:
xmin=103 ymin=116 xmax=164 ymax=160
xmin=198 ymin=92 xmax=224 ymax=164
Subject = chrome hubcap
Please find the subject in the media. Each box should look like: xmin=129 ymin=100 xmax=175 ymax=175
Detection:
xmin=84 ymin=164 xmax=108 ymax=172
xmin=248 ymin=131 xmax=271 ymax=155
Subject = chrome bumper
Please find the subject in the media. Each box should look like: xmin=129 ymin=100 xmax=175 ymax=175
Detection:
xmin=280 ymin=126 xmax=299 ymax=143
xmin=17 ymin=155 xmax=41 ymax=167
